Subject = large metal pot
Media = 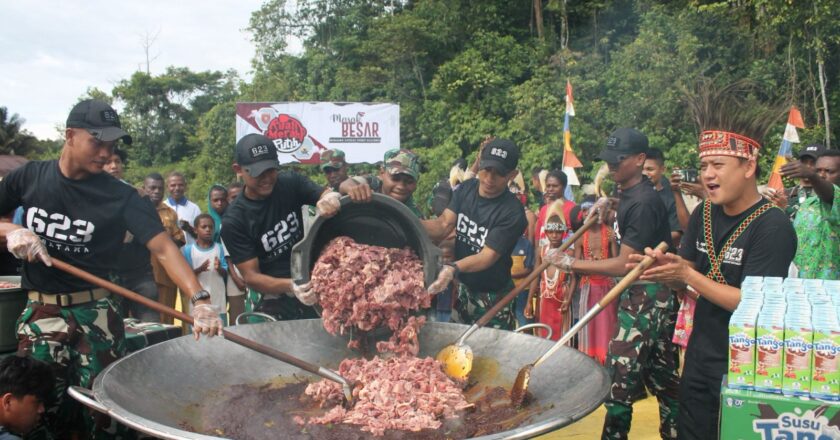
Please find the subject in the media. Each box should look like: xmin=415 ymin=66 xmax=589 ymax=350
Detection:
xmin=71 ymin=320 xmax=608 ymax=439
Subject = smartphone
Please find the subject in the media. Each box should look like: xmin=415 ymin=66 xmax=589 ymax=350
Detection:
xmin=677 ymin=169 xmax=699 ymax=184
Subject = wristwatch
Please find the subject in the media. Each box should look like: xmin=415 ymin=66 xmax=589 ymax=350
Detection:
xmin=190 ymin=289 xmax=211 ymax=305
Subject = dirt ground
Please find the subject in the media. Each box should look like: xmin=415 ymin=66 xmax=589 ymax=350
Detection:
xmin=539 ymin=395 xmax=662 ymax=439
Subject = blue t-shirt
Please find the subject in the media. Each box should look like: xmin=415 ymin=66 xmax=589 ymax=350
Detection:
xmin=511 ymin=235 xmax=535 ymax=269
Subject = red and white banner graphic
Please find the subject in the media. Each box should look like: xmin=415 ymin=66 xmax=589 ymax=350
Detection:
xmin=236 ymin=102 xmax=400 ymax=164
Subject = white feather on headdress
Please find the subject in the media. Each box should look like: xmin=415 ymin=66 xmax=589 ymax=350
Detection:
xmin=449 ymin=165 xmax=464 ymax=187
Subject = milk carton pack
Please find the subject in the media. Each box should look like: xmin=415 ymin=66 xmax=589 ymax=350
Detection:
xmin=755 ymin=308 xmax=786 ymax=393
xmin=782 ymin=316 xmax=813 ymax=397
xmin=729 ymin=309 xmax=759 ymax=390
xmin=811 ymin=311 xmax=840 ymax=401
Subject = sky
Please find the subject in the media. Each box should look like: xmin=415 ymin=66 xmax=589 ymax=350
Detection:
xmin=0 ymin=1 xmax=270 ymax=140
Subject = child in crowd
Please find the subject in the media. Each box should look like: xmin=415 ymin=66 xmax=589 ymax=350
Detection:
xmin=573 ymin=199 xmax=618 ymax=364
xmin=511 ymin=233 xmax=534 ymax=327
xmin=526 ymin=202 xmax=576 ymax=341
xmin=207 ymin=185 xmax=228 ymax=244
xmin=182 ymin=214 xmax=228 ymax=325
xmin=0 ymin=356 xmax=54 ymax=440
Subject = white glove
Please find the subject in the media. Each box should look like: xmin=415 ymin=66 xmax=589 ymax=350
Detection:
xmin=316 ymin=191 xmax=341 ymax=218
xmin=7 ymin=229 xmax=52 ymax=266
xmin=191 ymin=303 xmax=223 ymax=339
xmin=427 ymin=264 xmax=455 ymax=294
xmin=293 ymin=281 xmax=318 ymax=306
xmin=586 ymin=196 xmax=611 ymax=224
xmin=544 ymin=249 xmax=575 ymax=272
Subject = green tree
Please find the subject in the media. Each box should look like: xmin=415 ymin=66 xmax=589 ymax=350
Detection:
xmin=112 ymin=67 xmax=239 ymax=166
xmin=0 ymin=107 xmax=40 ymax=156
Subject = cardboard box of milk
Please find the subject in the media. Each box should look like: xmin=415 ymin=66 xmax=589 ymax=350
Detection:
xmin=755 ymin=312 xmax=786 ymax=393
xmin=811 ymin=325 xmax=840 ymax=401
xmin=782 ymin=320 xmax=813 ymax=397
xmin=728 ymin=313 xmax=758 ymax=390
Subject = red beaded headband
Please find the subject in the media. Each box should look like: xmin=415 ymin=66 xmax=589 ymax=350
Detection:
xmin=698 ymin=130 xmax=760 ymax=160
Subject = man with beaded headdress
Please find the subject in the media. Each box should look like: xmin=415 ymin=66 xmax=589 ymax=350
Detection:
xmin=631 ymin=79 xmax=797 ymax=439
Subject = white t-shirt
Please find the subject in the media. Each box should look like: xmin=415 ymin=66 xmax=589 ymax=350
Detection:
xmin=181 ymin=242 xmax=227 ymax=312
xmin=164 ymin=197 xmax=202 ymax=245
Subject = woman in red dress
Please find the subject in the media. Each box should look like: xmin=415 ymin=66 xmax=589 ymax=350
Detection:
xmin=574 ymin=202 xmax=618 ymax=364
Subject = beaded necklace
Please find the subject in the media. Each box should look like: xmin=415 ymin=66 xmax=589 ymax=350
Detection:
xmin=701 ymin=199 xmax=776 ymax=285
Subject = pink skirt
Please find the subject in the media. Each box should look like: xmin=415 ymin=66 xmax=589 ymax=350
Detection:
xmin=578 ymin=280 xmax=617 ymax=365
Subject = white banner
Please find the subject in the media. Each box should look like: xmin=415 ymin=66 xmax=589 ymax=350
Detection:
xmin=235 ymin=102 xmax=400 ymax=164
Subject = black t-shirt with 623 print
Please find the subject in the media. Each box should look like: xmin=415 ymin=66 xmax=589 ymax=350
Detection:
xmin=221 ymin=172 xmax=323 ymax=279
xmin=447 ymin=178 xmax=527 ymax=292
xmin=0 ymin=161 xmax=164 ymax=293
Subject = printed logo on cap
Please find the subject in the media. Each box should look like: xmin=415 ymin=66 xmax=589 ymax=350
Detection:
xmin=101 ymin=110 xmax=119 ymax=124
xmin=607 ymin=136 xmax=619 ymax=147
xmin=250 ymin=144 xmax=271 ymax=159
xmin=490 ymin=147 xmax=508 ymax=159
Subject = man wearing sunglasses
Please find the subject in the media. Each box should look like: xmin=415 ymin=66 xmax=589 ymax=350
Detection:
xmin=544 ymin=128 xmax=680 ymax=439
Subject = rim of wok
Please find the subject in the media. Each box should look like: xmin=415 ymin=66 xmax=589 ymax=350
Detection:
xmin=85 ymin=320 xmax=609 ymax=440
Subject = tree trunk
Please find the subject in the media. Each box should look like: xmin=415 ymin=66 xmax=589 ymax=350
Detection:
xmin=533 ymin=0 xmax=544 ymax=40
xmin=818 ymin=60 xmax=830 ymax=148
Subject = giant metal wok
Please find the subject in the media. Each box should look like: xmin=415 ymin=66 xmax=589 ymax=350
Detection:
xmin=71 ymin=319 xmax=609 ymax=439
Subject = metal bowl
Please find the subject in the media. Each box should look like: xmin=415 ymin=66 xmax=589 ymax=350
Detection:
xmin=71 ymin=320 xmax=608 ymax=439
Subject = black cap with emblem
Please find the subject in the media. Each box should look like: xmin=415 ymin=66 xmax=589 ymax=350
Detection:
xmin=598 ymin=127 xmax=649 ymax=164
xmin=66 ymin=99 xmax=132 ymax=145
xmin=479 ymin=139 xmax=520 ymax=175
xmin=797 ymin=143 xmax=827 ymax=161
xmin=235 ymin=133 xmax=281 ymax=177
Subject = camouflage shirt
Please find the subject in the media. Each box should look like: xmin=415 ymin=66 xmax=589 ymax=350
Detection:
xmin=792 ymin=185 xmax=840 ymax=280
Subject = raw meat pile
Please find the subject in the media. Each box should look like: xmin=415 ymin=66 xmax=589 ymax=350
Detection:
xmin=310 ymin=237 xmax=431 ymax=355
xmin=303 ymin=356 xmax=470 ymax=435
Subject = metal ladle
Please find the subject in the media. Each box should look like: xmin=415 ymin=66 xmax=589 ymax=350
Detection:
xmin=436 ymin=216 xmax=598 ymax=381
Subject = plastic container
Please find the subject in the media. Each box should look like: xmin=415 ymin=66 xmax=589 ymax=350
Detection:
xmin=291 ymin=194 xmax=441 ymax=286
xmin=0 ymin=276 xmax=24 ymax=353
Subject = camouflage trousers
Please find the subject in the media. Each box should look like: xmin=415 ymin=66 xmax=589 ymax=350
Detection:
xmin=452 ymin=280 xmax=517 ymax=331
xmin=602 ymin=283 xmax=680 ymax=440
xmin=244 ymin=288 xmax=319 ymax=322
xmin=16 ymin=296 xmax=133 ymax=440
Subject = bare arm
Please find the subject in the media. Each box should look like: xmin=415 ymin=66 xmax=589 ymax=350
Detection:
xmin=570 ymin=243 xmax=637 ymax=278
xmin=422 ymin=209 xmax=456 ymax=243
xmin=453 ymin=245 xmax=503 ymax=274
xmin=234 ymin=257 xmax=293 ymax=296
xmin=670 ymin=173 xmax=692 ymax=232
xmin=225 ymin=256 xmax=247 ymax=291
xmin=145 ymin=232 xmax=207 ymax=303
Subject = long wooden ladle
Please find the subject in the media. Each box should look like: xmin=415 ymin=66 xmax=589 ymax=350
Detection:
xmin=509 ymin=241 xmax=669 ymax=406
xmin=50 ymin=258 xmax=356 ymax=405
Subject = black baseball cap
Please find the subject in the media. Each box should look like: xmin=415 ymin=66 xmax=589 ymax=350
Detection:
xmin=235 ymin=134 xmax=280 ymax=177
xmin=66 ymin=99 xmax=132 ymax=145
xmin=479 ymin=139 xmax=520 ymax=175
xmin=598 ymin=128 xmax=649 ymax=163
xmin=798 ymin=144 xmax=827 ymax=161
